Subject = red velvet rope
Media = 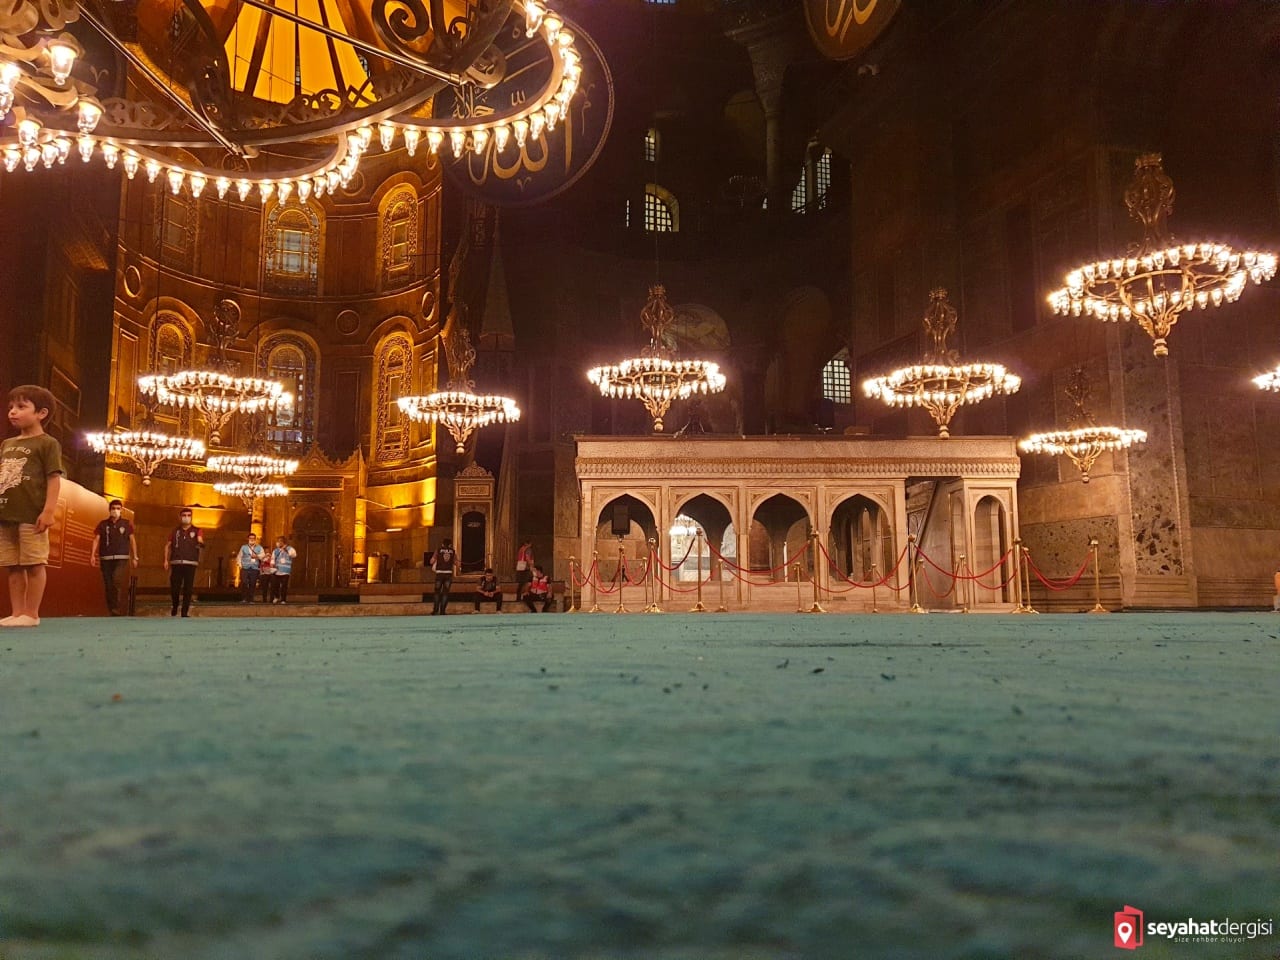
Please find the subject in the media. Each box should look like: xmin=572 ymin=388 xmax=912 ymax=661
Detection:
xmin=916 ymin=558 xmax=957 ymax=599
xmin=651 ymin=539 xmax=696 ymax=572
xmin=648 ymin=551 xmax=714 ymax=594
xmin=1025 ymin=551 xmax=1092 ymax=591
xmin=706 ymin=540 xmax=813 ymax=587
xmin=815 ymin=539 xmax=911 ymax=594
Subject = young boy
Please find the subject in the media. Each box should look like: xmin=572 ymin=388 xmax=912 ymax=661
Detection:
xmin=0 ymin=385 xmax=64 ymax=627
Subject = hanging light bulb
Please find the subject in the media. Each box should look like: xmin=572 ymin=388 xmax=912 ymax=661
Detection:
xmin=22 ymin=145 xmax=39 ymax=171
xmin=237 ymin=178 xmax=252 ymax=201
xmin=449 ymin=129 xmax=466 ymax=158
xmin=3 ymin=147 xmax=19 ymax=172
xmin=40 ymin=141 xmax=58 ymax=168
xmin=76 ymin=97 xmax=102 ymax=134
xmin=471 ymin=127 xmax=489 ymax=154
xmin=277 ymin=179 xmax=292 ymax=204
xmin=378 ymin=122 xmax=396 ymax=151
xmin=530 ymin=112 xmax=545 ymax=141
xmin=544 ymin=102 xmax=561 ymax=132
xmin=17 ymin=116 xmax=41 ymax=148
xmin=356 ymin=125 xmax=373 ymax=150
xmin=76 ymin=134 xmax=94 ymax=162
xmin=53 ymin=136 xmax=70 ymax=162
xmin=513 ymin=118 xmax=529 ymax=148
xmin=296 ymin=178 xmax=311 ymax=202
xmin=45 ymin=34 xmax=81 ymax=85
xmin=144 ymin=158 xmax=161 ymax=182
xmin=166 ymin=168 xmax=184 ymax=194
xmin=493 ymin=124 xmax=510 ymax=152
xmin=189 ymin=172 xmax=206 ymax=198
xmin=215 ymin=176 xmax=230 ymax=199
xmin=426 ymin=129 xmax=444 ymax=155
xmin=122 ymin=151 xmax=139 ymax=179
xmin=259 ymin=180 xmax=275 ymax=203
xmin=100 ymin=142 xmax=119 ymax=168
xmin=403 ymin=127 xmax=421 ymax=156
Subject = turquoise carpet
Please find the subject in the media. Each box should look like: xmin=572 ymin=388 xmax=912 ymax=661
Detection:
xmin=1 ymin=613 xmax=1276 ymax=960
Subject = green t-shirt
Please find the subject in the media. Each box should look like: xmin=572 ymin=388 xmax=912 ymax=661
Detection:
xmin=0 ymin=433 xmax=63 ymax=524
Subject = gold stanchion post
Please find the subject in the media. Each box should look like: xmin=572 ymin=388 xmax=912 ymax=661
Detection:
xmin=715 ymin=557 xmax=727 ymax=612
xmin=645 ymin=538 xmax=663 ymax=613
xmin=808 ymin=532 xmax=826 ymax=613
xmin=794 ymin=562 xmax=804 ymax=613
xmin=690 ymin=530 xmax=707 ymax=612
xmin=1021 ymin=546 xmax=1039 ymax=615
xmin=908 ymin=535 xmax=924 ymax=613
xmin=869 ymin=562 xmax=879 ymax=613
xmin=1011 ymin=537 xmax=1026 ymax=612
xmin=1088 ymin=537 xmax=1108 ymax=613
xmin=567 ymin=556 xmax=579 ymax=613
xmin=615 ymin=542 xmax=628 ymax=614
xmin=958 ymin=554 xmax=969 ymax=613
xmin=588 ymin=550 xmax=601 ymax=613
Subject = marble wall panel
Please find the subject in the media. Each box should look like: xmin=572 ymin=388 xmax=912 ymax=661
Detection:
xmin=1021 ymin=516 xmax=1118 ymax=578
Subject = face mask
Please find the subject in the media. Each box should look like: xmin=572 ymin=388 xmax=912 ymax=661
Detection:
xmin=109 ymin=509 xmax=122 ymax=518
xmin=180 ymin=517 xmax=192 ymax=526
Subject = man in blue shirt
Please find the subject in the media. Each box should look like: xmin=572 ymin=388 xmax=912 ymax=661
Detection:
xmin=237 ymin=532 xmax=265 ymax=604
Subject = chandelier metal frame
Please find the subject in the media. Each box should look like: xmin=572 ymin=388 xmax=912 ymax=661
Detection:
xmin=1048 ymin=153 xmax=1277 ymax=358
xmin=206 ymin=452 xmax=299 ymax=482
xmin=138 ymin=370 xmax=289 ymax=446
xmin=84 ymin=428 xmax=206 ymax=485
xmin=863 ymin=288 xmax=1020 ymax=438
xmin=397 ymin=323 xmax=520 ymax=455
xmin=0 ymin=0 xmax=586 ymax=202
xmin=586 ymin=284 xmax=726 ymax=433
xmin=212 ymin=479 xmax=290 ymax=508
xmin=1019 ymin=367 xmax=1147 ymax=483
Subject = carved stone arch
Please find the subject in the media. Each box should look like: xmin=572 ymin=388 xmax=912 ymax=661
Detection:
xmin=594 ymin=490 xmax=660 ymax=531
xmin=748 ymin=491 xmax=814 ymax=580
xmin=373 ymin=331 xmax=414 ymax=463
xmin=672 ymin=489 xmax=735 ymax=519
xmin=264 ymin=200 xmax=323 ymax=296
xmin=378 ymin=183 xmax=421 ymax=291
xmin=258 ymin=331 xmax=320 ymax=453
xmin=828 ymin=493 xmax=895 ymax=581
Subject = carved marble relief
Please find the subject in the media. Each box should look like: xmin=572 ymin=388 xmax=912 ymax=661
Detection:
xmin=1122 ymin=355 xmax=1185 ymax=576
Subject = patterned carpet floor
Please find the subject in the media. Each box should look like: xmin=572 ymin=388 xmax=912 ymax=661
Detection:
xmin=1 ymin=612 xmax=1276 ymax=960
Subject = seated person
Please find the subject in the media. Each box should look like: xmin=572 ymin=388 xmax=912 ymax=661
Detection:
xmin=524 ymin=565 xmax=553 ymax=612
xmin=475 ymin=567 xmax=503 ymax=612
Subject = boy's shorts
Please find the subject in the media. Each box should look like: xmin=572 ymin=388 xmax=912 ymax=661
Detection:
xmin=0 ymin=522 xmax=50 ymax=566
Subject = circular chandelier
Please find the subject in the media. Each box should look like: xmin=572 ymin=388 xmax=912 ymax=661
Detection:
xmin=206 ymin=452 xmax=299 ymax=482
xmin=1048 ymin=154 xmax=1277 ymax=358
xmin=1252 ymin=368 xmax=1280 ymax=392
xmin=138 ymin=370 xmax=289 ymax=445
xmin=586 ymin=284 xmax=726 ymax=433
xmin=397 ymin=322 xmax=520 ymax=454
xmin=1019 ymin=368 xmax=1146 ymax=483
xmin=863 ymin=288 xmax=1020 ymax=438
xmin=0 ymin=0 xmax=587 ymax=200
xmin=213 ymin=479 xmax=290 ymax=507
xmin=84 ymin=429 xmax=206 ymax=485
xmin=1019 ymin=426 xmax=1148 ymax=484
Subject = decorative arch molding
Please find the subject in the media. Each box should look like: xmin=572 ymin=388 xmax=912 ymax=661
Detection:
xmin=373 ymin=331 xmax=414 ymax=464
xmin=378 ymin=184 xmax=421 ymax=291
xmin=593 ymin=489 xmax=660 ymax=525
xmin=828 ymin=490 xmax=894 ymax=521
xmin=258 ymin=331 xmax=320 ymax=453
xmin=749 ymin=489 xmax=815 ymax=525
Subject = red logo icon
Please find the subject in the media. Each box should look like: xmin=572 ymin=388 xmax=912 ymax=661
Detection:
xmin=1115 ymin=906 xmax=1144 ymax=949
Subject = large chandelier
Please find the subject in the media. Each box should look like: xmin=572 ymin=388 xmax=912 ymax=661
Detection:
xmin=1048 ymin=154 xmax=1276 ymax=358
xmin=206 ymin=453 xmax=299 ymax=482
xmin=586 ymin=284 xmax=726 ymax=433
xmin=139 ymin=370 xmax=289 ymax=446
xmin=1019 ymin=367 xmax=1146 ymax=484
xmin=863 ymin=288 xmax=1020 ymax=438
xmin=0 ymin=0 xmax=586 ymax=200
xmin=84 ymin=429 xmax=206 ymax=485
xmin=213 ymin=479 xmax=290 ymax=509
xmin=398 ymin=323 xmax=520 ymax=454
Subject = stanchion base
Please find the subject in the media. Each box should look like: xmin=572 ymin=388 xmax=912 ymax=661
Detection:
xmin=910 ymin=603 xmax=925 ymax=614
xmin=690 ymin=602 xmax=707 ymax=613
xmin=808 ymin=603 xmax=827 ymax=614
xmin=588 ymin=604 xmax=601 ymax=613
xmin=715 ymin=605 xmax=728 ymax=612
xmin=644 ymin=602 xmax=663 ymax=613
xmin=1088 ymin=603 xmax=1109 ymax=614
xmin=566 ymin=605 xmax=578 ymax=614
xmin=614 ymin=604 xmax=628 ymax=614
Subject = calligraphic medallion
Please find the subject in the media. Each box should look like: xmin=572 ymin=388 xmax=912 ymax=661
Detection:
xmin=803 ymin=0 xmax=901 ymax=61
xmin=435 ymin=12 xmax=614 ymax=207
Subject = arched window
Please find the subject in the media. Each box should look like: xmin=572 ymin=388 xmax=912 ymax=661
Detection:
xmin=374 ymin=333 xmax=412 ymax=462
xmin=792 ymin=142 xmax=834 ymax=214
xmin=644 ymin=127 xmax=660 ymax=162
xmin=260 ymin=335 xmax=318 ymax=452
xmin=644 ymin=184 xmax=679 ymax=233
xmin=148 ymin=314 xmax=193 ymax=432
xmin=380 ymin=187 xmax=419 ymax=290
xmin=264 ymin=202 xmax=321 ymax=294
xmin=157 ymin=193 xmax=195 ymax=269
xmin=822 ymin=349 xmax=851 ymax=404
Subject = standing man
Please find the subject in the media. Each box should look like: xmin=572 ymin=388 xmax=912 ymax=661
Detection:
xmin=237 ymin=532 xmax=264 ymax=603
xmin=430 ymin=538 xmax=458 ymax=615
xmin=90 ymin=499 xmax=138 ymax=616
xmin=163 ymin=507 xmax=203 ymax=617
xmin=270 ymin=536 xmax=297 ymax=604
xmin=0 ymin=385 xmax=63 ymax=627
xmin=515 ymin=538 xmax=534 ymax=601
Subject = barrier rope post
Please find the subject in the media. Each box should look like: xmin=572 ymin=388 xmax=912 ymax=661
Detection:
xmin=908 ymin=535 xmax=924 ymax=613
xmin=1021 ymin=546 xmax=1039 ymax=614
xmin=1011 ymin=537 xmax=1026 ymax=612
xmin=958 ymin=554 xmax=969 ymax=613
xmin=615 ymin=542 xmax=628 ymax=614
xmin=645 ymin=538 xmax=663 ymax=613
xmin=690 ymin=530 xmax=707 ymax=613
xmin=808 ymin=531 xmax=826 ymax=613
xmin=794 ymin=562 xmax=804 ymax=612
xmin=715 ymin=556 xmax=728 ymax=612
xmin=567 ymin=556 xmax=578 ymax=613
xmin=869 ymin=562 xmax=879 ymax=613
xmin=1088 ymin=538 xmax=1107 ymax=614
xmin=588 ymin=550 xmax=601 ymax=613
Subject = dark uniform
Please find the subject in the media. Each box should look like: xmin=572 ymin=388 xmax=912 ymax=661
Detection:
xmin=92 ymin=515 xmax=135 ymax=615
xmin=165 ymin=519 xmax=204 ymax=617
xmin=430 ymin=542 xmax=457 ymax=615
